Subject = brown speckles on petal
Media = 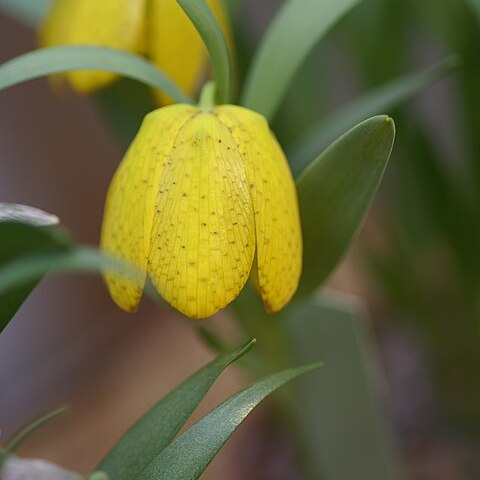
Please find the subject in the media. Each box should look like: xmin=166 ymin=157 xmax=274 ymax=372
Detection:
xmin=100 ymin=104 xmax=197 ymax=312
xmin=147 ymin=112 xmax=256 ymax=319
xmin=214 ymin=105 xmax=302 ymax=312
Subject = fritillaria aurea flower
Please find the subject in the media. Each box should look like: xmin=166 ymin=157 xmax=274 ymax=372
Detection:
xmin=100 ymin=95 xmax=302 ymax=319
xmin=40 ymin=0 xmax=230 ymax=99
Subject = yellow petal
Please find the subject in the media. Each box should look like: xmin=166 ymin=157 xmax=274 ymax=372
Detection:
xmin=215 ymin=106 xmax=303 ymax=312
xmin=40 ymin=0 xmax=146 ymax=93
xmin=101 ymin=104 xmax=196 ymax=311
xmin=148 ymin=112 xmax=256 ymax=318
xmin=148 ymin=0 xmax=232 ymax=105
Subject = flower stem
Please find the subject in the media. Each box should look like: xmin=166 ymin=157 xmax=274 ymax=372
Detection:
xmin=199 ymin=81 xmax=217 ymax=111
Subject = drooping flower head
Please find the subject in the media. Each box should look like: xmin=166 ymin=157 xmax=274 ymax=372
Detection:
xmin=101 ymin=102 xmax=302 ymax=319
xmin=40 ymin=0 xmax=230 ymax=99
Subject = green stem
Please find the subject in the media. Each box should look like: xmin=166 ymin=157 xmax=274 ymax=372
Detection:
xmin=5 ymin=406 xmax=68 ymax=452
xmin=177 ymin=0 xmax=231 ymax=104
xmin=199 ymin=81 xmax=217 ymax=111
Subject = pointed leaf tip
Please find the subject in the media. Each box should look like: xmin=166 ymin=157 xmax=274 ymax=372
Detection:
xmin=97 ymin=339 xmax=256 ymax=480
xmin=296 ymin=115 xmax=396 ymax=298
xmin=136 ymin=361 xmax=321 ymax=480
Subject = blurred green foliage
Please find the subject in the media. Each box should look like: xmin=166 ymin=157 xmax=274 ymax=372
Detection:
xmin=344 ymin=0 xmax=480 ymax=430
xmin=227 ymin=0 xmax=480 ymax=469
xmin=266 ymin=0 xmax=480 ymax=431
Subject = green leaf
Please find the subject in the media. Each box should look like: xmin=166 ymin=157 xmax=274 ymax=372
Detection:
xmin=137 ymin=362 xmax=321 ymax=480
xmin=289 ymin=56 xmax=459 ymax=175
xmin=0 ymin=0 xmax=52 ymax=26
xmin=177 ymin=0 xmax=231 ymax=103
xmin=98 ymin=339 xmax=256 ymax=480
xmin=0 ymin=246 xmax=139 ymax=300
xmin=0 ymin=221 xmax=71 ymax=334
xmin=241 ymin=0 xmax=362 ymax=120
xmin=5 ymin=406 xmax=68 ymax=452
xmin=283 ymin=292 xmax=405 ymax=480
xmin=296 ymin=115 xmax=395 ymax=298
xmin=0 ymin=46 xmax=192 ymax=104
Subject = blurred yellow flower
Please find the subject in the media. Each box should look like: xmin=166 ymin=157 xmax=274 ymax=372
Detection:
xmin=101 ymin=103 xmax=302 ymax=319
xmin=40 ymin=0 xmax=230 ymax=98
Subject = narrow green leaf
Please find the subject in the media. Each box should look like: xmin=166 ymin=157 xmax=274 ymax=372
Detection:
xmin=289 ymin=56 xmax=459 ymax=175
xmin=137 ymin=362 xmax=321 ymax=480
xmin=241 ymin=0 xmax=362 ymax=120
xmin=0 ymin=246 xmax=139 ymax=299
xmin=0 ymin=0 xmax=52 ymax=26
xmin=0 ymin=221 xmax=71 ymax=334
xmin=177 ymin=0 xmax=231 ymax=103
xmin=284 ymin=292 xmax=405 ymax=480
xmin=296 ymin=115 xmax=395 ymax=298
xmin=0 ymin=46 xmax=192 ymax=104
xmin=5 ymin=406 xmax=68 ymax=452
xmin=98 ymin=339 xmax=256 ymax=480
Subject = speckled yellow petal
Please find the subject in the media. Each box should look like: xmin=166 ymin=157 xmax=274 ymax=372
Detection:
xmin=148 ymin=0 xmax=231 ymax=105
xmin=101 ymin=104 xmax=196 ymax=311
xmin=148 ymin=112 xmax=256 ymax=319
xmin=40 ymin=0 xmax=146 ymax=93
xmin=215 ymin=106 xmax=302 ymax=312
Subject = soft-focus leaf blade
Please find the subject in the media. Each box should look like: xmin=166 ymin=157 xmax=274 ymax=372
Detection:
xmin=137 ymin=363 xmax=321 ymax=480
xmin=0 ymin=0 xmax=52 ymax=26
xmin=296 ymin=115 xmax=395 ymax=298
xmin=465 ymin=0 xmax=480 ymax=22
xmin=5 ymin=406 xmax=68 ymax=452
xmin=177 ymin=0 xmax=231 ymax=103
xmin=98 ymin=339 xmax=256 ymax=480
xmin=0 ymin=247 xmax=138 ymax=299
xmin=284 ymin=292 xmax=405 ymax=479
xmin=0 ymin=221 xmax=71 ymax=334
xmin=241 ymin=0 xmax=362 ymax=120
xmin=289 ymin=56 xmax=458 ymax=175
xmin=0 ymin=46 xmax=192 ymax=104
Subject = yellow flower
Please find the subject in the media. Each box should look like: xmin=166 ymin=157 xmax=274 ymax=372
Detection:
xmin=100 ymin=103 xmax=302 ymax=319
xmin=40 ymin=0 xmax=146 ymax=93
xmin=40 ymin=0 xmax=230 ymax=98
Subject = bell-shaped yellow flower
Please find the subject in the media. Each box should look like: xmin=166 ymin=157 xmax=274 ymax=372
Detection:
xmin=40 ymin=0 xmax=230 ymax=97
xmin=101 ymin=104 xmax=302 ymax=319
